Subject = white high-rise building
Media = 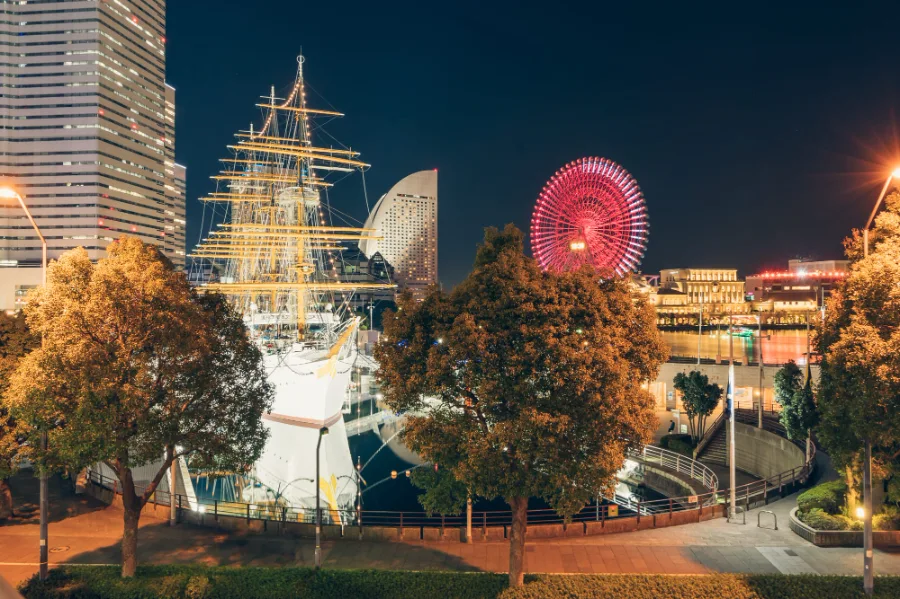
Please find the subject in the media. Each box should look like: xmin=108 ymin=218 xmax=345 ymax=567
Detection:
xmin=0 ymin=0 xmax=180 ymax=310
xmin=359 ymin=170 xmax=437 ymax=299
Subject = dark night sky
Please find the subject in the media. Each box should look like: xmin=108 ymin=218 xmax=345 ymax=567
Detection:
xmin=168 ymin=1 xmax=900 ymax=288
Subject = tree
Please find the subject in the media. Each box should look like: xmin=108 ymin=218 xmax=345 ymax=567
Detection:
xmin=410 ymin=466 xmax=468 ymax=516
xmin=774 ymin=360 xmax=803 ymax=410
xmin=375 ymin=224 xmax=668 ymax=587
xmin=3 ymin=238 xmax=273 ymax=577
xmin=0 ymin=311 xmax=39 ymax=517
xmin=672 ymin=371 xmax=722 ymax=444
xmin=816 ymin=191 xmax=900 ymax=492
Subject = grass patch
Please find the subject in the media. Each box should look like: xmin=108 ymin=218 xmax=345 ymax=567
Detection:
xmin=18 ymin=567 xmax=900 ymax=598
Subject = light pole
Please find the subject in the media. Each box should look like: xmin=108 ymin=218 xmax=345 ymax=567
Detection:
xmin=315 ymin=426 xmax=329 ymax=570
xmin=727 ymin=314 xmax=736 ymax=521
xmin=711 ymin=281 xmax=721 ymax=363
xmin=697 ymin=287 xmax=704 ymax=365
xmin=859 ymin=167 xmax=900 ymax=595
xmin=0 ymin=185 xmax=48 ymax=580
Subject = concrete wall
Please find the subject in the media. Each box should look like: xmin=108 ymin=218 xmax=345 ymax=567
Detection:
xmin=729 ymin=422 xmax=806 ymax=480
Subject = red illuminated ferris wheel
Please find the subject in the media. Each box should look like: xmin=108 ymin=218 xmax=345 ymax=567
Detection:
xmin=530 ymin=157 xmax=648 ymax=275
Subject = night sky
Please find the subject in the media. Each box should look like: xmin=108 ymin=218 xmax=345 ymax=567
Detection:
xmin=168 ymin=1 xmax=900 ymax=288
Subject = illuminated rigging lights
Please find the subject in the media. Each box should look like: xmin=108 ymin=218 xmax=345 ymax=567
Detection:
xmin=529 ymin=157 xmax=648 ymax=276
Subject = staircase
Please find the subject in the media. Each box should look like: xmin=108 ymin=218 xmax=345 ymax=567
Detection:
xmin=697 ymin=425 xmax=727 ymax=466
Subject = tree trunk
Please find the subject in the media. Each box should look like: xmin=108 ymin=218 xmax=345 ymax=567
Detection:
xmin=0 ymin=478 xmax=13 ymax=519
xmin=120 ymin=471 xmax=142 ymax=578
xmin=507 ymin=496 xmax=528 ymax=588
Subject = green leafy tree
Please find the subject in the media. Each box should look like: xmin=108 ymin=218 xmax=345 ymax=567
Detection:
xmin=375 ymin=224 xmax=668 ymax=587
xmin=3 ymin=238 xmax=273 ymax=577
xmin=0 ymin=311 xmax=38 ymax=517
xmin=774 ymin=360 xmax=803 ymax=409
xmin=816 ymin=191 xmax=900 ymax=489
xmin=774 ymin=360 xmax=819 ymax=444
xmin=410 ymin=466 xmax=468 ymax=516
xmin=672 ymin=371 xmax=723 ymax=444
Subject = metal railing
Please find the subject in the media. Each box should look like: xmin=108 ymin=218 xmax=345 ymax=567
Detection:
xmin=633 ymin=445 xmax=718 ymax=492
xmin=85 ymin=434 xmax=814 ymax=534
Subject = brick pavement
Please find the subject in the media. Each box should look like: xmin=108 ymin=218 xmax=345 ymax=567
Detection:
xmin=2 ymin=474 xmax=898 ymax=589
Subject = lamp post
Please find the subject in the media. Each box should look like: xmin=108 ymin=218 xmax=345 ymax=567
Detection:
xmin=727 ymin=314 xmax=736 ymax=521
xmin=315 ymin=426 xmax=329 ymax=569
xmin=711 ymin=281 xmax=721 ymax=363
xmin=859 ymin=167 xmax=900 ymax=595
xmin=0 ymin=185 xmax=48 ymax=580
xmin=697 ymin=287 xmax=704 ymax=365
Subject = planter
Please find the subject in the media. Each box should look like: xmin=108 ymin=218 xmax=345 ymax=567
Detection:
xmin=789 ymin=507 xmax=900 ymax=548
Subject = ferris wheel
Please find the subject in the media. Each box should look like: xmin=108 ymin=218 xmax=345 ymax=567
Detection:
xmin=530 ymin=157 xmax=648 ymax=275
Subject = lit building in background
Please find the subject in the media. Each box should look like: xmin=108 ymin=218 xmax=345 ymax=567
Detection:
xmin=746 ymin=258 xmax=849 ymax=322
xmin=0 ymin=0 xmax=182 ymax=310
xmin=358 ymin=170 xmax=437 ymax=299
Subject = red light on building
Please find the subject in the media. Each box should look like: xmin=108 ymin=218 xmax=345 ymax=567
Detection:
xmin=98 ymin=219 xmax=104 ymax=226
xmin=98 ymin=109 xmax=105 ymax=116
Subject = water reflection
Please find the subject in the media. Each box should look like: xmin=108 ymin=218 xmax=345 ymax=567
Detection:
xmin=661 ymin=329 xmax=812 ymax=365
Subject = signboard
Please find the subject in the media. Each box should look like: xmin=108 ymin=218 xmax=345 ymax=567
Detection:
xmin=680 ymin=424 xmax=688 ymax=434
xmin=688 ymin=495 xmax=699 ymax=503
xmin=671 ymin=409 xmax=680 ymax=417
xmin=608 ymin=504 xmax=619 ymax=518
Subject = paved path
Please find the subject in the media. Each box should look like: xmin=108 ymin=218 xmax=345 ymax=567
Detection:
xmin=2 ymin=473 xmax=899 ymax=589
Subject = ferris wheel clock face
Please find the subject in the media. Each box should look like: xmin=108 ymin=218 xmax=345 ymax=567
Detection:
xmin=530 ymin=157 xmax=648 ymax=276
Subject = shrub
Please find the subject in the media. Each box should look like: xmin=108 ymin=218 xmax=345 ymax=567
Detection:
xmin=800 ymin=508 xmax=849 ymax=530
xmin=797 ymin=479 xmax=847 ymax=515
xmin=874 ymin=506 xmax=900 ymax=531
xmin=659 ymin=434 xmax=694 ymax=457
xmin=19 ymin=568 xmax=900 ymax=599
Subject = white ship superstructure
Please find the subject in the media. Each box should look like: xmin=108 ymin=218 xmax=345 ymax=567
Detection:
xmin=190 ymin=56 xmax=392 ymax=515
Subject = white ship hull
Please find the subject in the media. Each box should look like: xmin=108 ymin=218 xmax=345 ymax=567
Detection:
xmin=249 ymin=324 xmax=360 ymax=515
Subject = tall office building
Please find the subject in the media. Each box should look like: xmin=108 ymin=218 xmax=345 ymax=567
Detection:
xmin=359 ymin=170 xmax=438 ymax=299
xmin=163 ymin=84 xmax=186 ymax=268
xmin=0 ymin=0 xmax=181 ymax=310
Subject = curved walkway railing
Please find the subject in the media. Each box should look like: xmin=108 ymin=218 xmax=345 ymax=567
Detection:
xmin=632 ymin=445 xmax=718 ymax=492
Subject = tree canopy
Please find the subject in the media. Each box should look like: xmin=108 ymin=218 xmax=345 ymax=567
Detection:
xmin=3 ymin=237 xmax=273 ymax=576
xmin=375 ymin=224 xmax=668 ymax=586
xmin=0 ymin=311 xmax=39 ymax=517
xmin=816 ymin=191 xmax=900 ymax=475
xmin=672 ymin=370 xmax=722 ymax=444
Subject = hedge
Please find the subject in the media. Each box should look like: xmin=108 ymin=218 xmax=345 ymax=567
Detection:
xmin=659 ymin=434 xmax=694 ymax=457
xmin=797 ymin=479 xmax=847 ymax=515
xmin=19 ymin=567 xmax=900 ymax=599
xmin=801 ymin=508 xmax=854 ymax=531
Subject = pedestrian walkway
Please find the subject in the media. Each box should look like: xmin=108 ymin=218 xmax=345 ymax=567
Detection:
xmin=1 ymin=472 xmax=898 ymax=588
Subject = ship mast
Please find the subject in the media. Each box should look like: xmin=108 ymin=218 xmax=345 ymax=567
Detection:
xmin=191 ymin=55 xmax=392 ymax=343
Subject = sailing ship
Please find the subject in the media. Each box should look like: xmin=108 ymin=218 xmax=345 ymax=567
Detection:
xmin=190 ymin=55 xmax=393 ymax=517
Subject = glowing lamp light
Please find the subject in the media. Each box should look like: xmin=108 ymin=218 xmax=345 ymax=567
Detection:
xmin=390 ymin=470 xmax=398 ymax=479
xmin=893 ymin=167 xmax=900 ymax=179
xmin=570 ymin=240 xmax=586 ymax=251
xmin=856 ymin=506 xmax=865 ymax=520
xmin=0 ymin=187 xmax=18 ymax=200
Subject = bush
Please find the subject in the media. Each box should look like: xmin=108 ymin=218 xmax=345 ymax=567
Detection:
xmin=659 ymin=434 xmax=694 ymax=457
xmin=874 ymin=506 xmax=900 ymax=531
xmin=800 ymin=508 xmax=850 ymax=530
xmin=797 ymin=479 xmax=847 ymax=515
xmin=19 ymin=568 xmax=900 ymax=599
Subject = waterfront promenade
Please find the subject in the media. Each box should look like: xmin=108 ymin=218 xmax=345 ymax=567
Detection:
xmin=1 ymin=473 xmax=898 ymax=588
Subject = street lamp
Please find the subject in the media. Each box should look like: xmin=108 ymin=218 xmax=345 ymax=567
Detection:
xmin=859 ymin=166 xmax=900 ymax=595
xmin=315 ymin=426 xmax=329 ymax=570
xmin=0 ymin=185 xmax=48 ymax=580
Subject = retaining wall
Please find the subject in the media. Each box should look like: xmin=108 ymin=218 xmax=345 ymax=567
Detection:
xmin=730 ymin=422 xmax=806 ymax=480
